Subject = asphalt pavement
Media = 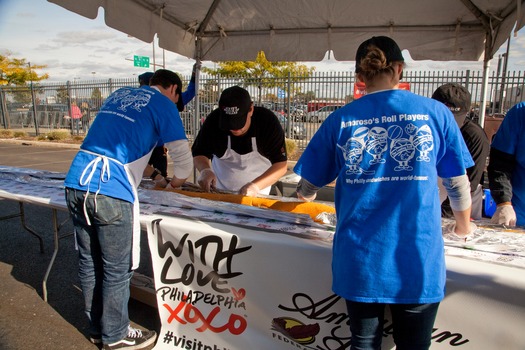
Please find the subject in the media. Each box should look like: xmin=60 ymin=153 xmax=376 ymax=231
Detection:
xmin=0 ymin=139 xmax=159 ymax=350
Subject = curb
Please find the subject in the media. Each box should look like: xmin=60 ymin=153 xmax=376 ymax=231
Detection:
xmin=0 ymin=138 xmax=81 ymax=149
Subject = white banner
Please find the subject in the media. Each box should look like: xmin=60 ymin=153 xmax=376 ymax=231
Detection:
xmin=146 ymin=214 xmax=525 ymax=350
xmin=0 ymin=166 xmax=523 ymax=349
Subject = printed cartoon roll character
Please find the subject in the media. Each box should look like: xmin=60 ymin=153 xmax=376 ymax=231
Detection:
xmin=388 ymin=124 xmax=416 ymax=171
xmin=365 ymin=126 xmax=388 ymax=164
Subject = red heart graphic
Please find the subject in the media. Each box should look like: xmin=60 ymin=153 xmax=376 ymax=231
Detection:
xmin=232 ymin=287 xmax=246 ymax=301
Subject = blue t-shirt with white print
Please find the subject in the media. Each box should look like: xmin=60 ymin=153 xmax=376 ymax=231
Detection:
xmin=491 ymin=101 xmax=525 ymax=226
xmin=294 ymin=89 xmax=473 ymax=304
xmin=64 ymin=86 xmax=187 ymax=203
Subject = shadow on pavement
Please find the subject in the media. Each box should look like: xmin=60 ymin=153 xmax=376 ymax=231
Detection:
xmin=0 ymin=200 xmax=160 ymax=350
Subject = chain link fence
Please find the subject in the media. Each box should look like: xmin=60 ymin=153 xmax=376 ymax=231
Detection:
xmin=1 ymin=69 xmax=523 ymax=149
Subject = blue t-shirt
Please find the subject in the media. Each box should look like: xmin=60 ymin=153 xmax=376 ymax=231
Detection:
xmin=294 ymin=89 xmax=472 ymax=304
xmin=64 ymin=86 xmax=187 ymax=203
xmin=491 ymin=102 xmax=525 ymax=226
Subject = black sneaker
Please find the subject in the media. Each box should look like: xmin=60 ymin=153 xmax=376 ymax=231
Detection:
xmin=89 ymin=334 xmax=102 ymax=344
xmin=103 ymin=326 xmax=157 ymax=350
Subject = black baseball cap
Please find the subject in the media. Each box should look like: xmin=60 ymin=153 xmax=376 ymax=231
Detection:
xmin=150 ymin=69 xmax=184 ymax=111
xmin=138 ymin=72 xmax=154 ymax=86
xmin=218 ymin=86 xmax=252 ymax=130
xmin=432 ymin=83 xmax=471 ymax=116
xmin=355 ymin=36 xmax=404 ymax=73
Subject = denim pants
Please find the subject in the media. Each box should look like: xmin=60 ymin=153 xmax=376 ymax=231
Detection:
xmin=65 ymin=188 xmax=134 ymax=344
xmin=346 ymin=300 xmax=440 ymax=350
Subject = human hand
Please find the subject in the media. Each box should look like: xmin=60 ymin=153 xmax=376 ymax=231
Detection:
xmin=197 ymin=168 xmax=216 ymax=192
xmin=153 ymin=176 xmax=168 ymax=188
xmin=490 ymin=204 xmax=517 ymax=227
xmin=239 ymin=182 xmax=260 ymax=196
xmin=443 ymin=222 xmax=478 ymax=242
xmin=165 ymin=182 xmax=179 ymax=190
xmin=297 ymin=191 xmax=316 ymax=202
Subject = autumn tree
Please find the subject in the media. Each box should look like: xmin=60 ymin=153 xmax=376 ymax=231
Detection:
xmin=202 ymin=51 xmax=314 ymax=104
xmin=91 ymin=87 xmax=102 ymax=100
xmin=0 ymin=53 xmax=48 ymax=86
xmin=56 ymin=85 xmax=69 ymax=104
xmin=198 ymin=78 xmax=220 ymax=104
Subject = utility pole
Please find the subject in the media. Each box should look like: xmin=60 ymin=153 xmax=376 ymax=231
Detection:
xmin=28 ymin=62 xmax=39 ymax=136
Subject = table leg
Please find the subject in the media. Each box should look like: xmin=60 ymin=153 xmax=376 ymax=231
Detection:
xmin=42 ymin=208 xmax=72 ymax=302
xmin=0 ymin=202 xmax=45 ymax=253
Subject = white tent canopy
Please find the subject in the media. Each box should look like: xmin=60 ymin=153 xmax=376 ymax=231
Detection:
xmin=48 ymin=0 xmax=523 ymax=62
xmin=48 ymin=0 xmax=525 ymax=124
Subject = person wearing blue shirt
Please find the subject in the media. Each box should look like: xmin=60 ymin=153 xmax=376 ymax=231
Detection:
xmin=294 ymin=36 xmax=475 ymax=350
xmin=488 ymin=101 xmax=525 ymax=227
xmin=139 ymin=64 xmax=197 ymax=179
xmin=64 ymin=69 xmax=193 ymax=350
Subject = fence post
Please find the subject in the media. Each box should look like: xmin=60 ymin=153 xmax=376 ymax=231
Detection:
xmin=30 ymin=83 xmax=39 ymax=136
xmin=0 ymin=88 xmax=8 ymax=129
xmin=286 ymin=72 xmax=291 ymax=138
xmin=66 ymin=81 xmax=74 ymax=135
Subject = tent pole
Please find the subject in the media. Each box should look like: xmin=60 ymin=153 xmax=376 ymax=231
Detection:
xmin=195 ymin=38 xmax=202 ymax=136
xmin=478 ymin=54 xmax=490 ymax=129
xmin=192 ymin=38 xmax=203 ymax=183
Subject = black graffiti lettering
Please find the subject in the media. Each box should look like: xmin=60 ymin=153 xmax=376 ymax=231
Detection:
xmin=279 ymin=293 xmax=349 ymax=325
xmin=157 ymin=285 xmax=184 ymax=302
xmin=195 ymin=235 xmax=251 ymax=272
xmin=432 ymin=330 xmax=469 ymax=346
xmin=152 ymin=221 xmax=251 ymax=293
xmin=154 ymin=220 xmax=192 ymax=260
xmin=195 ymin=269 xmax=229 ymax=289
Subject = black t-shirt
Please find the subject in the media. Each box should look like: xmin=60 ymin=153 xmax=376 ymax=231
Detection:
xmin=461 ymin=118 xmax=490 ymax=192
xmin=442 ymin=118 xmax=490 ymax=217
xmin=191 ymin=106 xmax=288 ymax=164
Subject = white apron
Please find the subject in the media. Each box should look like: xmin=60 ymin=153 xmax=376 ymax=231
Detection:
xmin=78 ymin=149 xmax=151 ymax=270
xmin=212 ymin=136 xmax=272 ymax=195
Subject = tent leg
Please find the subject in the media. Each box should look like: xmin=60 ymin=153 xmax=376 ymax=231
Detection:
xmin=192 ymin=39 xmax=203 ymax=184
xmin=479 ymin=58 xmax=490 ymax=129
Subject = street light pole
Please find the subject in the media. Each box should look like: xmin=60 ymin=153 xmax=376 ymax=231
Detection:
xmin=28 ymin=62 xmax=39 ymax=136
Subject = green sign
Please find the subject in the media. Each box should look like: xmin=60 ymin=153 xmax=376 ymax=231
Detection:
xmin=133 ymin=55 xmax=150 ymax=68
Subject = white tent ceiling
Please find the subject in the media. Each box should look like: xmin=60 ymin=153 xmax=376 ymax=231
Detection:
xmin=47 ymin=0 xmax=525 ymax=125
xmin=48 ymin=0 xmax=524 ymax=63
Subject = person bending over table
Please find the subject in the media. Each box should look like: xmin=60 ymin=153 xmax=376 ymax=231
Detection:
xmin=140 ymin=63 xmax=197 ymax=179
xmin=64 ymin=69 xmax=193 ymax=350
xmin=432 ymin=83 xmax=490 ymax=220
xmin=192 ymin=85 xmax=288 ymax=196
xmin=488 ymin=101 xmax=525 ymax=227
xmin=294 ymin=36 xmax=475 ymax=350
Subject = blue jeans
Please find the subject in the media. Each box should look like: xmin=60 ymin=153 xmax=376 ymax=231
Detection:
xmin=65 ymin=188 xmax=134 ymax=344
xmin=346 ymin=300 xmax=440 ymax=350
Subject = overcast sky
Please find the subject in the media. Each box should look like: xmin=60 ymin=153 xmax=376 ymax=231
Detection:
xmin=1 ymin=0 xmax=524 ymax=82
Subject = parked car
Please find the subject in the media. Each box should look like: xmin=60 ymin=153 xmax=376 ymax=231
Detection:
xmin=307 ymin=105 xmax=343 ymax=122
xmin=275 ymin=112 xmax=306 ymax=140
xmin=290 ymin=123 xmax=306 ymax=140
xmin=289 ymin=107 xmax=306 ymax=122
